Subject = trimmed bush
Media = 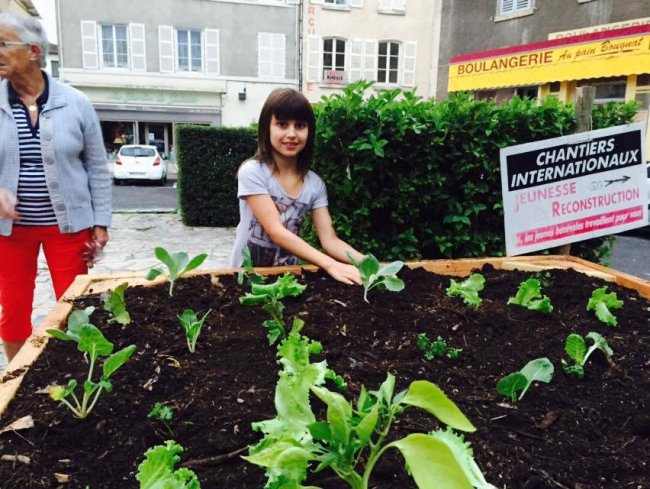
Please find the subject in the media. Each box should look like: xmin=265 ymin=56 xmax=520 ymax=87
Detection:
xmin=175 ymin=125 xmax=256 ymax=226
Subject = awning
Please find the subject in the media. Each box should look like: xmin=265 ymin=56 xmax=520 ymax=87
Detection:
xmin=448 ymin=24 xmax=650 ymax=92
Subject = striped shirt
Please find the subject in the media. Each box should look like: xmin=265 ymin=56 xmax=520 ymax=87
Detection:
xmin=8 ymin=76 xmax=56 ymax=226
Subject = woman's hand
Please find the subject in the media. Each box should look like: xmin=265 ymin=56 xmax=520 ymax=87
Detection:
xmin=83 ymin=226 xmax=109 ymax=268
xmin=324 ymin=260 xmax=362 ymax=286
xmin=0 ymin=188 xmax=20 ymax=220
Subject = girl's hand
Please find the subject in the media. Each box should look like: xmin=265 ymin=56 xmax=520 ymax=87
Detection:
xmin=0 ymin=188 xmax=20 ymax=220
xmin=324 ymin=261 xmax=362 ymax=286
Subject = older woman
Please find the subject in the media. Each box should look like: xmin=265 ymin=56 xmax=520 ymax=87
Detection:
xmin=0 ymin=13 xmax=111 ymax=362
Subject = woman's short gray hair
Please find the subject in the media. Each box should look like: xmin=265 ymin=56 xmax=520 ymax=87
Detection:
xmin=0 ymin=12 xmax=49 ymax=68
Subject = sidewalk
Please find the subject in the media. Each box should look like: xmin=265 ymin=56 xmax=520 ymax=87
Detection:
xmin=0 ymin=213 xmax=236 ymax=371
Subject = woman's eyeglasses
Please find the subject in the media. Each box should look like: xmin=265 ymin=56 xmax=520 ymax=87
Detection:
xmin=0 ymin=41 xmax=32 ymax=50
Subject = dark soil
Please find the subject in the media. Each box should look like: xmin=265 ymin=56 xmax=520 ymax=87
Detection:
xmin=1 ymin=265 xmax=649 ymax=489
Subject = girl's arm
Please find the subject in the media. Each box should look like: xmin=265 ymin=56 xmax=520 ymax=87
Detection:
xmin=246 ymin=195 xmax=361 ymax=285
xmin=311 ymin=206 xmax=364 ymax=263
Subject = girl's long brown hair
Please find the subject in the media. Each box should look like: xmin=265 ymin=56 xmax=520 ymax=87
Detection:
xmin=251 ymin=88 xmax=315 ymax=176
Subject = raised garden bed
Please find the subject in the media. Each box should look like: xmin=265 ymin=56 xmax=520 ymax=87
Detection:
xmin=0 ymin=256 xmax=648 ymax=488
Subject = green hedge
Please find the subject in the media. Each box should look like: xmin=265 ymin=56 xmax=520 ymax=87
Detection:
xmin=175 ymin=125 xmax=256 ymax=226
xmin=307 ymin=82 xmax=639 ymax=263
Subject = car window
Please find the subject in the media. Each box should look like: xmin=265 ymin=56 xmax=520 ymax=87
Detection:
xmin=120 ymin=147 xmax=156 ymax=157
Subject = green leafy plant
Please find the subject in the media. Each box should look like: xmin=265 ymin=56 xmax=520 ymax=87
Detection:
xmin=507 ymin=277 xmax=553 ymax=313
xmin=177 ymin=309 xmax=212 ymax=353
xmin=46 ymin=308 xmax=136 ymax=419
xmin=146 ymin=247 xmax=208 ymax=297
xmin=237 ymin=245 xmax=267 ymax=286
xmin=587 ymin=286 xmax=623 ymax=327
xmin=561 ymin=332 xmax=613 ymax=378
xmin=136 ymin=440 xmax=200 ymax=488
xmin=239 ymin=272 xmax=307 ymax=344
xmin=102 ymin=282 xmax=131 ymax=325
xmin=148 ymin=402 xmax=174 ymax=436
xmin=496 ymin=357 xmax=554 ymax=402
xmin=347 ymin=253 xmax=405 ymax=303
xmin=416 ymin=333 xmax=462 ymax=360
xmin=447 ymin=273 xmax=485 ymax=308
xmin=244 ymin=320 xmax=494 ymax=489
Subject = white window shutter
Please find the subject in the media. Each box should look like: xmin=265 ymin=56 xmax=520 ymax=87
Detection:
xmin=350 ymin=0 xmax=363 ymax=7
xmin=393 ymin=0 xmax=406 ymax=10
xmin=500 ymin=0 xmax=514 ymax=14
xmin=205 ymin=29 xmax=220 ymax=74
xmin=272 ymin=33 xmax=286 ymax=78
xmin=258 ymin=32 xmax=272 ymax=77
xmin=158 ymin=25 xmax=174 ymax=73
xmin=307 ymin=35 xmax=321 ymax=82
xmin=516 ymin=0 xmax=531 ymax=9
xmin=129 ymin=23 xmax=146 ymax=71
xmin=378 ymin=0 xmax=389 ymax=9
xmin=401 ymin=41 xmax=417 ymax=87
xmin=362 ymin=39 xmax=377 ymax=81
xmin=349 ymin=38 xmax=363 ymax=82
xmin=80 ymin=20 xmax=98 ymax=69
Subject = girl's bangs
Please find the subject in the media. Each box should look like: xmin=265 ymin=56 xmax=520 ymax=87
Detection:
xmin=273 ymin=93 xmax=313 ymax=122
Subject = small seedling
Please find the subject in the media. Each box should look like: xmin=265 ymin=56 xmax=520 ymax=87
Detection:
xmin=47 ymin=308 xmax=136 ymax=419
xmin=148 ymin=402 xmax=174 ymax=436
xmin=237 ymin=245 xmax=266 ymax=286
xmin=136 ymin=440 xmax=200 ymax=488
xmin=446 ymin=273 xmax=485 ymax=308
xmin=102 ymin=282 xmax=131 ymax=325
xmin=146 ymin=247 xmax=208 ymax=297
xmin=177 ymin=309 xmax=212 ymax=353
xmin=507 ymin=277 xmax=553 ymax=313
xmin=239 ymin=272 xmax=307 ymax=344
xmin=347 ymin=253 xmax=405 ymax=303
xmin=496 ymin=357 xmax=554 ymax=402
xmin=587 ymin=286 xmax=623 ymax=327
xmin=561 ymin=332 xmax=613 ymax=378
xmin=417 ymin=333 xmax=462 ymax=360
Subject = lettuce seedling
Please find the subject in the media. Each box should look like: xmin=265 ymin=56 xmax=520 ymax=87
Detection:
xmin=587 ymin=286 xmax=623 ymax=327
xmin=239 ymin=272 xmax=307 ymax=344
xmin=237 ymin=245 xmax=267 ymax=286
xmin=46 ymin=308 xmax=136 ymax=418
xmin=417 ymin=333 xmax=462 ymax=360
xmin=146 ymin=247 xmax=208 ymax=297
xmin=148 ymin=402 xmax=174 ymax=436
xmin=136 ymin=440 xmax=200 ymax=489
xmin=245 ymin=319 xmax=493 ymax=489
xmin=177 ymin=309 xmax=212 ymax=353
xmin=496 ymin=357 xmax=554 ymax=402
xmin=102 ymin=282 xmax=131 ymax=325
xmin=347 ymin=253 xmax=405 ymax=303
xmin=561 ymin=332 xmax=613 ymax=378
xmin=507 ymin=277 xmax=553 ymax=313
xmin=447 ymin=273 xmax=485 ymax=308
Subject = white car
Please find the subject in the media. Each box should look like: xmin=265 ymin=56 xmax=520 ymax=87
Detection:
xmin=113 ymin=145 xmax=168 ymax=185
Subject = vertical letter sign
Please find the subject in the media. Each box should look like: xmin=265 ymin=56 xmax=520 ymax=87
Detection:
xmin=500 ymin=122 xmax=647 ymax=256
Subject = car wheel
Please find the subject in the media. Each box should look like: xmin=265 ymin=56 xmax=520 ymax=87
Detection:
xmin=114 ymin=178 xmax=121 ymax=186
xmin=158 ymin=174 xmax=166 ymax=186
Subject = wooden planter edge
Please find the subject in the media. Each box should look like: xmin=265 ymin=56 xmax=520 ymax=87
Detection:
xmin=1 ymin=255 xmax=648 ymax=419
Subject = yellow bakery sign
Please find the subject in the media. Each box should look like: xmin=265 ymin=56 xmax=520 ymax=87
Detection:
xmin=449 ymin=26 xmax=650 ymax=91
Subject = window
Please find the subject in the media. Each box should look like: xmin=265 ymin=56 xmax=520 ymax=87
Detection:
xmin=637 ymin=74 xmax=650 ymax=87
xmin=176 ymin=29 xmax=202 ymax=72
xmin=499 ymin=0 xmax=532 ymax=15
xmin=258 ymin=32 xmax=286 ymax=78
xmin=577 ymin=77 xmax=626 ymax=104
xmin=324 ymin=0 xmax=349 ymax=5
xmin=50 ymin=59 xmax=59 ymax=78
xmin=377 ymin=41 xmax=399 ymax=84
xmin=323 ymin=38 xmax=345 ymax=83
xmin=101 ymin=24 xmax=128 ymax=68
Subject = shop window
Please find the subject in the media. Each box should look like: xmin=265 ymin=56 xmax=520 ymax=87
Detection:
xmin=377 ymin=41 xmax=400 ymax=84
xmin=323 ymin=38 xmax=346 ymax=84
xmin=578 ymin=77 xmax=626 ymax=104
xmin=176 ymin=29 xmax=202 ymax=72
xmin=637 ymin=74 xmax=650 ymax=87
xmin=101 ymin=24 xmax=128 ymax=68
xmin=515 ymin=86 xmax=538 ymax=99
xmin=549 ymin=81 xmax=561 ymax=92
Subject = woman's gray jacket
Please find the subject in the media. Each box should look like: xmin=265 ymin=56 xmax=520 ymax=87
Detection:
xmin=0 ymin=73 xmax=111 ymax=236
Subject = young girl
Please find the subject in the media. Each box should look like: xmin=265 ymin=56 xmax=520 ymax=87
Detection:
xmin=229 ymin=88 xmax=363 ymax=285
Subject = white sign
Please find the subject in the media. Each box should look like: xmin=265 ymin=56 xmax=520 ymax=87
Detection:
xmin=500 ymin=122 xmax=648 ymax=256
xmin=323 ymin=70 xmax=345 ymax=84
xmin=548 ymin=17 xmax=650 ymax=39
xmin=148 ymin=132 xmax=155 ymax=141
